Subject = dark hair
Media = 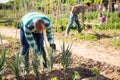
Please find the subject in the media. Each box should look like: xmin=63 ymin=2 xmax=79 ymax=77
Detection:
xmin=100 ymin=13 xmax=103 ymax=17
xmin=86 ymin=2 xmax=90 ymax=6
xmin=34 ymin=19 xmax=44 ymax=29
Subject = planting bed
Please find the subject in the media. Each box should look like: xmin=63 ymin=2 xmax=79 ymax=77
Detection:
xmin=1 ymin=42 xmax=120 ymax=80
xmin=0 ymin=27 xmax=120 ymax=80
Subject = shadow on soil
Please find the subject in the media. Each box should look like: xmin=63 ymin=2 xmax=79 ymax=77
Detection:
xmin=95 ymin=33 xmax=113 ymax=39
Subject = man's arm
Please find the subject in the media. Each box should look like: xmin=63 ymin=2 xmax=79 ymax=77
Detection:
xmin=23 ymin=27 xmax=40 ymax=55
xmin=46 ymin=22 xmax=54 ymax=44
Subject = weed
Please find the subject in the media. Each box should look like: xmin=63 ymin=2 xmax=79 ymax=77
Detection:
xmin=51 ymin=76 xmax=58 ymax=80
xmin=75 ymin=33 xmax=97 ymax=40
xmin=72 ymin=71 xmax=81 ymax=80
xmin=92 ymin=66 xmax=100 ymax=77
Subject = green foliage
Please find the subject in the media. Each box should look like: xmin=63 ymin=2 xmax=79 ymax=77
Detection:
xmin=84 ymin=12 xmax=98 ymax=22
xmin=61 ymin=42 xmax=72 ymax=70
xmin=12 ymin=21 xmax=19 ymax=28
xmin=84 ymin=34 xmax=97 ymax=40
xmin=7 ymin=52 xmax=20 ymax=80
xmin=98 ymin=12 xmax=120 ymax=30
xmin=51 ymin=77 xmax=58 ymax=80
xmin=32 ymin=54 xmax=41 ymax=80
xmin=92 ymin=66 xmax=100 ymax=77
xmin=69 ymin=0 xmax=75 ymax=5
xmin=21 ymin=53 xmax=30 ymax=74
xmin=112 ymin=37 xmax=120 ymax=49
xmin=52 ymin=13 xmax=69 ymax=32
xmin=48 ymin=48 xmax=54 ymax=71
xmin=72 ymin=71 xmax=81 ymax=80
xmin=75 ymin=33 xmax=97 ymax=40
xmin=116 ymin=68 xmax=120 ymax=73
xmin=0 ymin=49 xmax=6 ymax=80
xmin=81 ymin=0 xmax=100 ymax=4
xmin=94 ymin=0 xmax=101 ymax=3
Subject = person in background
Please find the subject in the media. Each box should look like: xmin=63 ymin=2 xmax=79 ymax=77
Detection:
xmin=19 ymin=12 xmax=56 ymax=73
xmin=98 ymin=13 xmax=106 ymax=25
xmin=65 ymin=2 xmax=90 ymax=36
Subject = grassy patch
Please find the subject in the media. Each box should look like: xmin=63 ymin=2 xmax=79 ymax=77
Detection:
xmin=111 ymin=37 xmax=120 ymax=49
xmin=75 ymin=33 xmax=97 ymax=41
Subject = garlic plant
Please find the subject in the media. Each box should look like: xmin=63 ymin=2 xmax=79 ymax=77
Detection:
xmin=48 ymin=48 xmax=54 ymax=71
xmin=61 ymin=42 xmax=72 ymax=70
xmin=32 ymin=53 xmax=42 ymax=80
xmin=60 ymin=42 xmax=72 ymax=80
xmin=7 ymin=52 xmax=20 ymax=80
xmin=0 ymin=49 xmax=6 ymax=80
xmin=32 ymin=57 xmax=41 ymax=80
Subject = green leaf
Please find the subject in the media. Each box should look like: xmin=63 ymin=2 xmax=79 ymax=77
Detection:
xmin=72 ymin=71 xmax=81 ymax=80
xmin=48 ymin=48 xmax=54 ymax=70
xmin=51 ymin=77 xmax=58 ymax=80
xmin=92 ymin=66 xmax=100 ymax=77
xmin=61 ymin=42 xmax=72 ymax=70
xmin=0 ymin=49 xmax=6 ymax=70
xmin=6 ymin=52 xmax=20 ymax=79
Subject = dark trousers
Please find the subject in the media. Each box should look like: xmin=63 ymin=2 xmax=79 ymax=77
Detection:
xmin=66 ymin=13 xmax=81 ymax=35
xmin=20 ymin=28 xmax=47 ymax=67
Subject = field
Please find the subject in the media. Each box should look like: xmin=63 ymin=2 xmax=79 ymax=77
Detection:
xmin=0 ymin=0 xmax=120 ymax=79
xmin=0 ymin=27 xmax=120 ymax=80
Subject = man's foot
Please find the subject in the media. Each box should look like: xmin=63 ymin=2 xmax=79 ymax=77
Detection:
xmin=65 ymin=33 xmax=69 ymax=37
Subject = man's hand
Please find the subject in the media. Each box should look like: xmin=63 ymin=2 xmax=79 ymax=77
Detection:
xmin=50 ymin=43 xmax=56 ymax=50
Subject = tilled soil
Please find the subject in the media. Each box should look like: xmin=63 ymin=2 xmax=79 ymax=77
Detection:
xmin=0 ymin=27 xmax=120 ymax=80
xmin=3 ymin=49 xmax=120 ymax=80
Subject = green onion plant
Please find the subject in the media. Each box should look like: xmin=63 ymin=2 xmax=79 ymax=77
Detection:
xmin=7 ymin=52 xmax=20 ymax=80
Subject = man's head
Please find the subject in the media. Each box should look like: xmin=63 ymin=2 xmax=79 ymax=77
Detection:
xmin=99 ymin=13 xmax=103 ymax=17
xmin=34 ymin=19 xmax=45 ymax=34
xmin=85 ymin=2 xmax=90 ymax=9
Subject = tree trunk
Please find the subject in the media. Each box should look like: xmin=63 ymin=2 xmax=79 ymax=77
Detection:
xmin=105 ymin=0 xmax=111 ymax=30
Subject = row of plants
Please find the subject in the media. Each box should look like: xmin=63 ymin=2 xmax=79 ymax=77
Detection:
xmin=0 ymin=38 xmax=102 ymax=80
xmin=0 ymin=38 xmax=72 ymax=79
xmin=0 ymin=41 xmax=71 ymax=80
xmin=1 ymin=10 xmax=120 ymax=31
xmin=51 ymin=11 xmax=120 ymax=32
xmin=0 ymin=49 xmax=6 ymax=80
xmin=75 ymin=33 xmax=97 ymax=41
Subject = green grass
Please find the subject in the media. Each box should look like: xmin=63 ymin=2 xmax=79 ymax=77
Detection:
xmin=112 ymin=37 xmax=120 ymax=49
xmin=75 ymin=33 xmax=97 ymax=41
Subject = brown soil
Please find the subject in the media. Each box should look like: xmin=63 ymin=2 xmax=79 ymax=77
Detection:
xmin=0 ymin=27 xmax=120 ymax=80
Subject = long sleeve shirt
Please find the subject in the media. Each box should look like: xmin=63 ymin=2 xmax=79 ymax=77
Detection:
xmin=20 ymin=12 xmax=53 ymax=54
